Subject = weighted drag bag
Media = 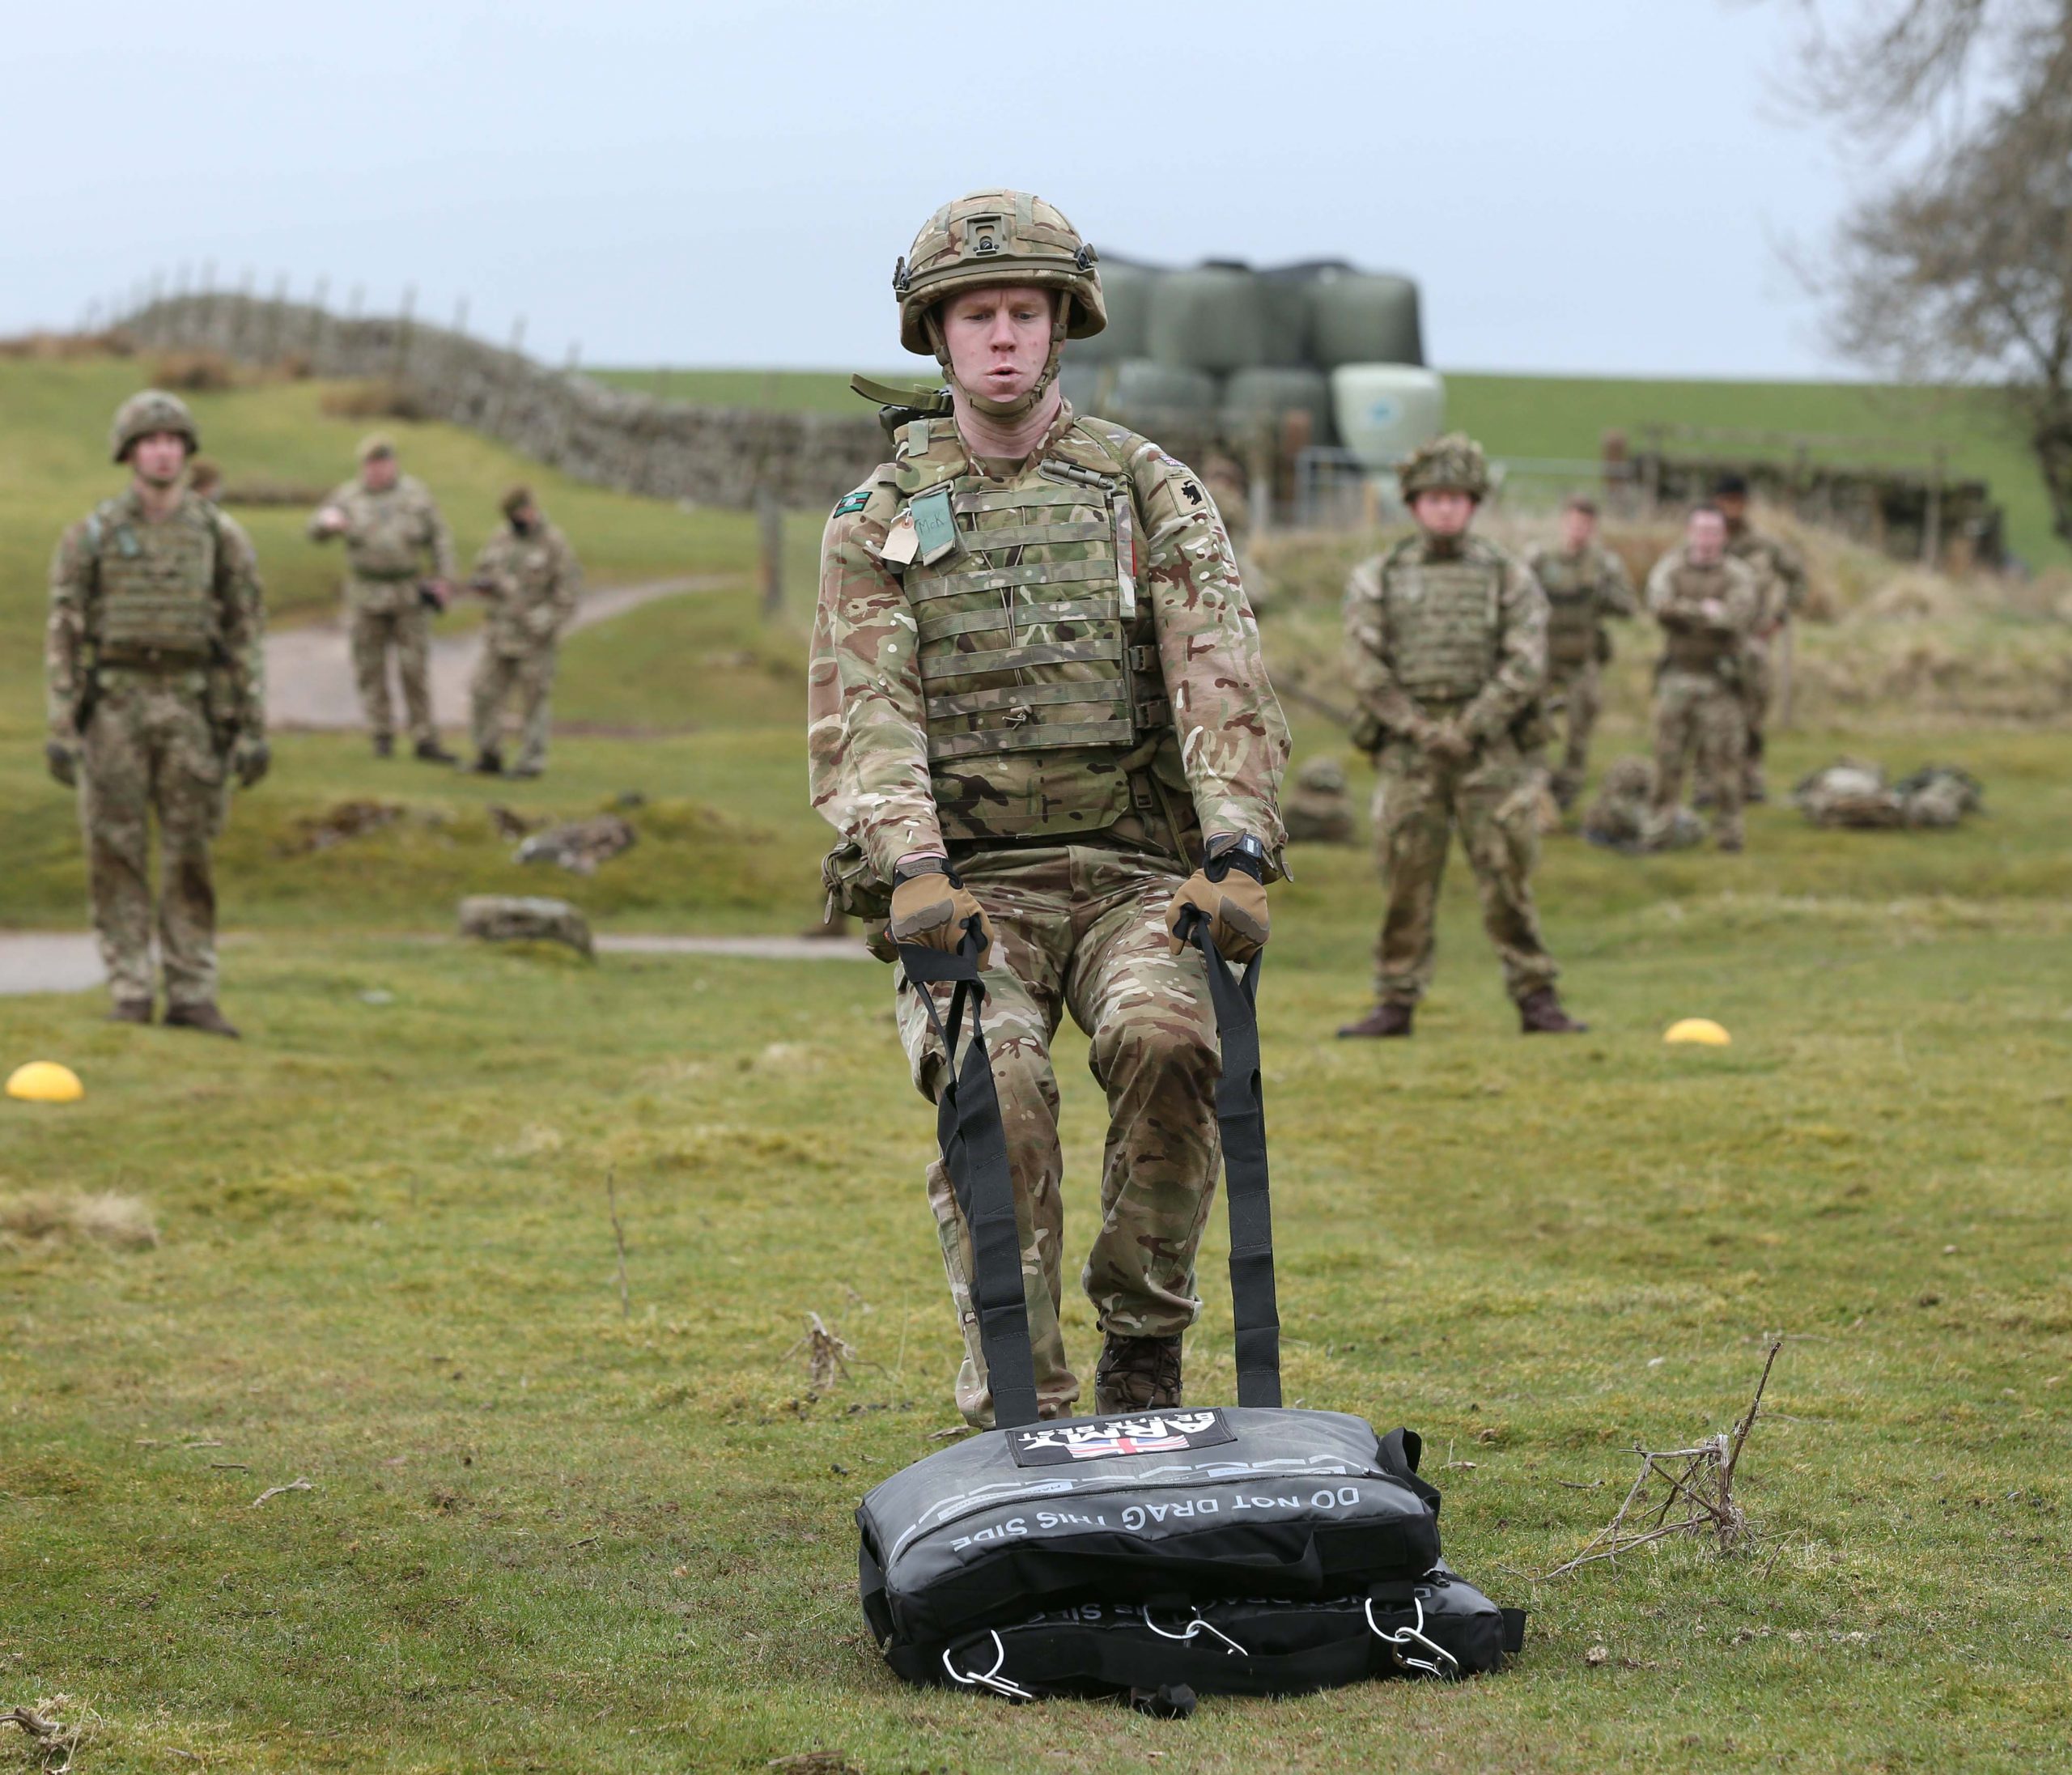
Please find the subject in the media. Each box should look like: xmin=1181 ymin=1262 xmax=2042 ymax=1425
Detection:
xmin=856 ymin=920 xmax=1525 ymax=1704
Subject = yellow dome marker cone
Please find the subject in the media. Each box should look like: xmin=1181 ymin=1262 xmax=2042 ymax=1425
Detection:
xmin=1663 ymin=1018 xmax=1731 ymax=1047
xmin=6 ymin=1061 xmax=85 ymax=1103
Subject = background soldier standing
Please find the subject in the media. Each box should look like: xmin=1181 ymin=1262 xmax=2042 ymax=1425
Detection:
xmin=307 ymin=435 xmax=458 ymax=762
xmin=809 ymin=189 xmax=1289 ymax=1426
xmin=466 ymin=486 xmax=582 ymax=777
xmin=45 ymin=391 xmax=269 ymax=1037
xmin=1338 ymin=434 xmax=1584 ymax=1038
xmin=1713 ymin=472 xmax=1807 ymax=802
xmin=1646 ymin=503 xmax=1761 ymax=850
xmin=1527 ymin=494 xmax=1636 ymax=809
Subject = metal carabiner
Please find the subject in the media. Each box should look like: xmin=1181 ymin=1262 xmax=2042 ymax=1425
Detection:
xmin=1364 ymin=1595 xmax=1461 ymax=1679
xmin=941 ymin=1630 xmax=1034 ymax=1701
xmin=1140 ymin=1604 xmax=1247 ymax=1658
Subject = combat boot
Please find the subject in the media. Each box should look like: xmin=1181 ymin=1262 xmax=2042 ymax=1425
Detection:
xmin=372 ymin=735 xmax=394 ymax=758
xmin=108 ymin=998 xmax=152 ymax=1026
xmin=1093 ymin=1332 xmax=1182 ymax=1416
xmin=164 ymin=1002 xmax=241 ymax=1039
xmin=415 ymin=738 xmax=460 ymax=766
xmin=1518 ymin=988 xmax=1587 ymax=1034
xmin=469 ymin=749 xmax=503 ymax=775
xmin=1337 ymin=1001 xmax=1415 ymax=1038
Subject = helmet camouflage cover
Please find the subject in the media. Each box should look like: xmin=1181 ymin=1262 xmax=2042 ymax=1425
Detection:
xmin=1398 ymin=431 xmax=1491 ymax=502
xmin=896 ymin=189 xmax=1106 ymax=356
xmin=108 ymin=389 xmax=199 ymax=463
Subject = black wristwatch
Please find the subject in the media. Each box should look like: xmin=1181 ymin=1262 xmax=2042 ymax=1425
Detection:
xmin=1204 ymin=833 xmax=1267 ymax=884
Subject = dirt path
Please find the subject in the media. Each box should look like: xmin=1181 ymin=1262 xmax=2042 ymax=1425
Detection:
xmin=265 ymin=575 xmax=726 ymax=732
xmin=0 ymin=930 xmax=870 ymax=997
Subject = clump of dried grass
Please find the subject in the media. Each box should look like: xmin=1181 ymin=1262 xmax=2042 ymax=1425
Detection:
xmin=0 ymin=1190 xmax=159 ymax=1253
xmin=319 ymin=379 xmax=430 ymax=423
xmin=0 ymin=329 xmax=134 ymax=361
xmin=148 ymin=350 xmax=238 ymax=393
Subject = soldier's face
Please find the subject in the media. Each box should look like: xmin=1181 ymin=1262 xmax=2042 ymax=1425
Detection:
xmin=940 ymin=285 xmax=1055 ymax=406
xmin=1560 ymin=506 xmax=1595 ymax=551
xmin=1412 ymin=490 xmax=1475 ymax=537
xmin=362 ymin=456 xmax=398 ymax=491
xmin=130 ymin=431 xmax=188 ymax=487
xmin=1716 ymin=493 xmax=1747 ymax=525
xmin=1688 ymin=512 xmax=1727 ymax=564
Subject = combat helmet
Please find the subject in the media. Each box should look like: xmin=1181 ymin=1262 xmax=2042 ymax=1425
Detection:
xmin=108 ymin=389 xmax=199 ymax=464
xmin=1397 ymin=431 xmax=1491 ymax=502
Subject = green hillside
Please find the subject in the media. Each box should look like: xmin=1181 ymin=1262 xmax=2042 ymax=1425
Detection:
xmin=596 ymin=365 xmax=2067 ymax=570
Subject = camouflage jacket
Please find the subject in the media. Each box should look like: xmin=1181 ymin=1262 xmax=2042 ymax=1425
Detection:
xmin=308 ymin=474 xmax=455 ymax=580
xmin=1526 ymin=541 xmax=1636 ymax=669
xmin=470 ymin=520 xmax=581 ymax=658
xmin=1645 ymin=547 xmax=1760 ymax=673
xmin=1343 ymin=532 xmax=1548 ymax=745
xmin=46 ymin=486 xmax=267 ymax=743
xmin=809 ymin=402 xmax=1289 ymax=885
xmin=1725 ymin=521 xmax=1807 ymax=634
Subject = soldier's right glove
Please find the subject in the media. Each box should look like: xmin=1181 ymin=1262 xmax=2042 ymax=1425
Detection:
xmin=232 ymin=737 xmax=272 ymax=788
xmin=1426 ymin=720 xmax=1475 ymax=764
xmin=1166 ymin=834 xmax=1271 ymax=965
xmin=889 ymin=859 xmax=995 ymax=965
xmin=45 ymin=740 xmax=79 ymax=788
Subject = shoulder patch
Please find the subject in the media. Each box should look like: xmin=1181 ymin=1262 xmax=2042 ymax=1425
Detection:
xmin=831 ymin=488 xmax=872 ymax=518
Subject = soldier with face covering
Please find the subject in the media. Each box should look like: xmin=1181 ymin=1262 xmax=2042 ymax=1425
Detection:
xmin=809 ymin=190 xmax=1289 ymax=1427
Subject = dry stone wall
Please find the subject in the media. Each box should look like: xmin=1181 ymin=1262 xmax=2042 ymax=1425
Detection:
xmin=122 ymin=295 xmax=886 ymax=512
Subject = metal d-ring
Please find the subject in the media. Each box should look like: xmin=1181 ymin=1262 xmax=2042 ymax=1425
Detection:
xmin=941 ymin=1630 xmax=1034 ymax=1701
xmin=1364 ymin=1595 xmax=1461 ymax=1679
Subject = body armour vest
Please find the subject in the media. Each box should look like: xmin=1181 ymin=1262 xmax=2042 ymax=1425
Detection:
xmin=894 ymin=415 xmax=1170 ymax=843
xmin=1658 ymin=561 xmax=1742 ymax=673
xmin=1535 ymin=549 xmax=1606 ymax=669
xmin=87 ymin=495 xmax=222 ymax=665
xmin=1380 ymin=540 xmax=1503 ymax=701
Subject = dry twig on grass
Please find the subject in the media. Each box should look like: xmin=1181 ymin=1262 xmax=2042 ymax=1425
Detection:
xmin=2 ymin=1696 xmax=96 ymax=1773
xmin=605 ymin=1168 xmax=632 ymax=1320
xmin=1541 ymin=1339 xmax=1784 ymax=1580
xmin=784 ymin=1313 xmax=859 ymax=1392
xmin=250 ymin=1477 xmax=314 ymax=1507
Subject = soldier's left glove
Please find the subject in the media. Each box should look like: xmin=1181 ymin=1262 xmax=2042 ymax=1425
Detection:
xmin=889 ymin=859 xmax=996 ymax=965
xmin=45 ymin=739 xmax=79 ymax=788
xmin=1166 ymin=834 xmax=1270 ymax=965
xmin=232 ymin=737 xmax=271 ymax=788
xmin=1427 ymin=721 xmax=1475 ymax=764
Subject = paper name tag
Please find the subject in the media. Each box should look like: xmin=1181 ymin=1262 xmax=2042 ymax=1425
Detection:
xmin=878 ymin=508 xmax=919 ymax=566
xmin=911 ymin=486 xmax=960 ymax=565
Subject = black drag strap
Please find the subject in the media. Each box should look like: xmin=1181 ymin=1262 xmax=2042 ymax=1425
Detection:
xmin=1182 ymin=915 xmax=1283 ymax=1408
xmin=899 ymin=931 xmax=1042 ymax=1430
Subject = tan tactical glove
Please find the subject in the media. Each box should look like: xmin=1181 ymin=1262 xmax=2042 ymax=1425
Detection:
xmin=889 ymin=860 xmax=996 ymax=965
xmin=1166 ymin=837 xmax=1271 ymax=965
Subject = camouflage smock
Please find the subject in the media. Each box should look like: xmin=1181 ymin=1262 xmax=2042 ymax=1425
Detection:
xmin=308 ymin=474 xmax=456 ymax=586
xmin=809 ymin=402 xmax=1288 ymax=885
xmin=1724 ymin=520 xmax=1807 ymax=633
xmin=1645 ymin=547 xmax=1760 ymax=673
xmin=1526 ymin=541 xmax=1636 ymax=672
xmin=470 ymin=520 xmax=582 ymax=658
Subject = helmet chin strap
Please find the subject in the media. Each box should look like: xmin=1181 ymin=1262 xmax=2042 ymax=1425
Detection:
xmin=925 ymin=302 xmax=1070 ymax=422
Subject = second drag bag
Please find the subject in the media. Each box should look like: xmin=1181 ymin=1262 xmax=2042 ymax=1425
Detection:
xmin=860 ymin=917 xmax=1509 ymax=1698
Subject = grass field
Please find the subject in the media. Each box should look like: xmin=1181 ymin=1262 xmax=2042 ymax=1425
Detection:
xmin=595 ymin=364 xmax=2070 ymax=572
xmin=6 ymin=358 xmax=2072 ymax=1772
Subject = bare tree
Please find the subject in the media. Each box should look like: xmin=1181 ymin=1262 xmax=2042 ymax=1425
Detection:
xmin=1778 ymin=2 xmax=2072 ymax=546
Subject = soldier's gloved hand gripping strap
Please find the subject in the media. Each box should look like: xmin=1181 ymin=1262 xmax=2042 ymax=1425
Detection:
xmin=897 ymin=928 xmax=1042 ymax=1430
xmin=1178 ymin=912 xmax=1283 ymax=1409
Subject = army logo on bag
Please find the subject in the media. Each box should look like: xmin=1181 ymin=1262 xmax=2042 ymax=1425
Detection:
xmin=1008 ymin=1409 xmax=1238 ymax=1467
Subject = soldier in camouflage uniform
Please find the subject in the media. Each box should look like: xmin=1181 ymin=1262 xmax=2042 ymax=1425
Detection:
xmin=45 ymin=392 xmax=269 ymax=1037
xmin=1526 ymin=495 xmax=1636 ymax=809
xmin=307 ymin=435 xmax=458 ymax=762
xmin=1337 ymin=435 xmax=1584 ymax=1039
xmin=466 ymin=486 xmax=582 ymax=777
xmin=809 ymin=190 xmax=1289 ymax=1427
xmin=1713 ymin=473 xmax=1808 ymax=803
xmin=1645 ymin=505 xmax=1761 ymax=850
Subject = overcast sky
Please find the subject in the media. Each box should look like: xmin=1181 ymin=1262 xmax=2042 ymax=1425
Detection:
xmin=5 ymin=1 xmax=1866 ymax=379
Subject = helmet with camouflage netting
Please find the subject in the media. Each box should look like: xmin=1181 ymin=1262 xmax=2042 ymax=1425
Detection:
xmin=108 ymin=389 xmax=200 ymax=464
xmin=895 ymin=189 xmax=1106 ymax=356
xmin=1397 ymin=431 xmax=1491 ymax=502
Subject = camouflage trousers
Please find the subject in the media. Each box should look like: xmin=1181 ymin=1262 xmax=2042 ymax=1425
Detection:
xmin=469 ymin=643 xmax=558 ymax=771
xmin=76 ymin=674 xmax=228 ymax=1010
xmin=1548 ymin=659 xmax=1603 ymax=805
xmin=346 ymin=579 xmax=435 ymax=745
xmin=1653 ymin=669 xmax=1746 ymax=845
xmin=894 ymin=843 xmax=1221 ymax=1427
xmin=1370 ymin=734 xmax=1558 ymax=1006
xmin=1739 ymin=635 xmax=1775 ymax=796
